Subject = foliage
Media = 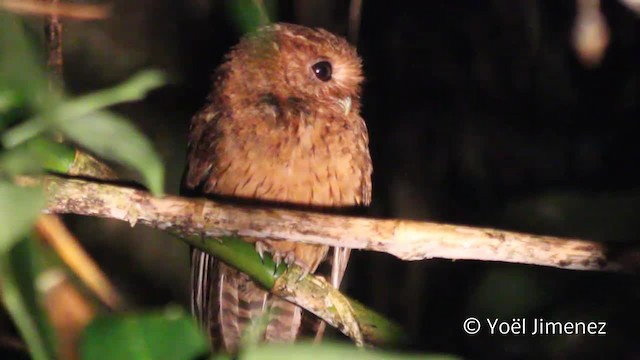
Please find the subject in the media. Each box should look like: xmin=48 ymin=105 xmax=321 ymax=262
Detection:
xmin=228 ymin=0 xmax=277 ymax=33
xmin=80 ymin=307 xmax=208 ymax=360
xmin=0 ymin=11 xmax=168 ymax=360
xmin=0 ymin=13 xmax=165 ymax=194
xmin=1 ymin=235 xmax=57 ymax=360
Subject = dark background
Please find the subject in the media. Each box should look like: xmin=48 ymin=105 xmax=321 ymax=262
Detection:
xmin=56 ymin=1 xmax=640 ymax=359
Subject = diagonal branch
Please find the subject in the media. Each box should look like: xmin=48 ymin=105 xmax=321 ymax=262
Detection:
xmin=28 ymin=175 xmax=406 ymax=345
xmin=35 ymin=175 xmax=625 ymax=272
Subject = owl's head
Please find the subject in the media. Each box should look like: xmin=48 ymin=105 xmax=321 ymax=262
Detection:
xmin=226 ymin=23 xmax=363 ymax=110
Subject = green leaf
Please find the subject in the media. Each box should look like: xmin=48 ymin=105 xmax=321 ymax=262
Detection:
xmin=0 ymin=13 xmax=51 ymax=111
xmin=2 ymin=118 xmax=48 ymax=148
xmin=0 ymin=137 xmax=75 ymax=176
xmin=238 ymin=342 xmax=460 ymax=360
xmin=25 ymin=137 xmax=76 ymax=174
xmin=0 ymin=182 xmax=44 ymax=252
xmin=0 ymin=87 xmax=22 ymax=114
xmin=1 ymin=237 xmax=58 ymax=360
xmin=2 ymin=70 xmax=165 ymax=147
xmin=80 ymin=307 xmax=209 ymax=360
xmin=55 ymin=110 xmax=164 ymax=194
xmin=55 ymin=70 xmax=166 ymax=118
xmin=228 ymin=0 xmax=275 ymax=33
xmin=1 ymin=14 xmax=165 ymax=186
xmin=0 ymin=145 xmax=45 ymax=176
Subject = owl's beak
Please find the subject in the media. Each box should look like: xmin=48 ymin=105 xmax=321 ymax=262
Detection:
xmin=338 ymin=96 xmax=352 ymax=115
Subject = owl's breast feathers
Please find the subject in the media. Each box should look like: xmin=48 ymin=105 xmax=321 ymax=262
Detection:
xmin=186 ymin=86 xmax=372 ymax=208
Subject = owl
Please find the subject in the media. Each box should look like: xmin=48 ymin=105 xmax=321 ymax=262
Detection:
xmin=183 ymin=23 xmax=372 ymax=352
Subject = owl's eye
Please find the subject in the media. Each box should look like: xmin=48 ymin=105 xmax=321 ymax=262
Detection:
xmin=311 ymin=61 xmax=332 ymax=82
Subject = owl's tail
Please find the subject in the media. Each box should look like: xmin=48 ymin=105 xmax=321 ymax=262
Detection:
xmin=191 ymin=249 xmax=306 ymax=352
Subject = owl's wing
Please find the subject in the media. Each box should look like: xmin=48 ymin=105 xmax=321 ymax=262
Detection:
xmin=186 ymin=99 xmax=278 ymax=351
xmin=184 ymin=96 xmax=237 ymax=346
xmin=184 ymin=105 xmax=220 ymax=191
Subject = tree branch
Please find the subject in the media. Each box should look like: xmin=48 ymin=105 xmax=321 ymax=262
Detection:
xmin=35 ymin=175 xmax=625 ymax=273
xmin=29 ymin=175 xmax=407 ymax=346
xmin=18 ymin=174 xmax=635 ymax=346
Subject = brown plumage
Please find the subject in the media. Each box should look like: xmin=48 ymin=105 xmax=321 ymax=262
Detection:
xmin=184 ymin=23 xmax=372 ymax=352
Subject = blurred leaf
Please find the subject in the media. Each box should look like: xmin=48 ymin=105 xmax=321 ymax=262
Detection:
xmin=236 ymin=342 xmax=460 ymax=360
xmin=1 ymin=13 xmax=165 ymax=188
xmin=55 ymin=70 xmax=166 ymax=119
xmin=25 ymin=137 xmax=76 ymax=173
xmin=80 ymin=307 xmax=209 ymax=360
xmin=228 ymin=0 xmax=275 ymax=33
xmin=1 ymin=237 xmax=58 ymax=360
xmin=3 ymin=70 xmax=165 ymax=146
xmin=55 ymin=110 xmax=164 ymax=194
xmin=0 ymin=87 xmax=22 ymax=114
xmin=0 ymin=137 xmax=75 ymax=176
xmin=0 ymin=182 xmax=44 ymax=252
xmin=240 ymin=313 xmax=270 ymax=349
xmin=0 ymin=106 xmax=30 ymax=135
xmin=0 ymin=13 xmax=51 ymax=110
xmin=2 ymin=118 xmax=48 ymax=148
xmin=0 ymin=17 xmax=57 ymax=355
xmin=0 ymin=145 xmax=44 ymax=175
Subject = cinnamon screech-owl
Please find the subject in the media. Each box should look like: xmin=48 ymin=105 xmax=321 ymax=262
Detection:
xmin=183 ymin=23 xmax=372 ymax=351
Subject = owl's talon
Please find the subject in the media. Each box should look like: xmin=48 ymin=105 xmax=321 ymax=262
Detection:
xmin=255 ymin=241 xmax=266 ymax=263
xmin=272 ymin=253 xmax=282 ymax=275
xmin=296 ymin=267 xmax=310 ymax=282
xmin=284 ymin=252 xmax=296 ymax=266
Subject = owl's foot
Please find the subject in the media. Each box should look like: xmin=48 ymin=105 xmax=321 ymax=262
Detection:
xmin=271 ymin=251 xmax=299 ymax=275
xmin=278 ymin=252 xmax=309 ymax=281
xmin=253 ymin=242 xmax=310 ymax=278
xmin=296 ymin=267 xmax=310 ymax=282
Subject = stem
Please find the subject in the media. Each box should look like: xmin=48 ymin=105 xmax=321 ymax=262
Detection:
xmin=181 ymin=234 xmax=285 ymax=289
xmin=44 ymin=0 xmax=63 ymax=88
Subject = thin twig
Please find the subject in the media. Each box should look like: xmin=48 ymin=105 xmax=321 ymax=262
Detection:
xmin=36 ymin=215 xmax=122 ymax=309
xmin=0 ymin=0 xmax=110 ymax=20
xmin=32 ymin=175 xmax=628 ymax=272
xmin=44 ymin=0 xmax=63 ymax=88
xmin=348 ymin=0 xmax=363 ymax=44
